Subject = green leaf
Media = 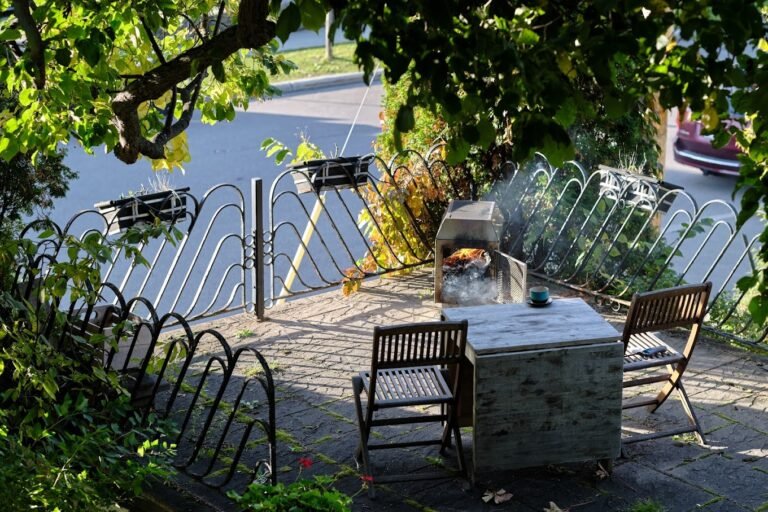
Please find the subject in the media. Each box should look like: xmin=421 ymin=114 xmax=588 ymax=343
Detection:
xmin=476 ymin=117 xmax=496 ymax=148
xmin=604 ymin=94 xmax=628 ymax=119
xmin=41 ymin=377 xmax=58 ymax=400
xmin=736 ymin=274 xmax=757 ymax=292
xmin=519 ymin=118 xmax=575 ymax=166
xmin=274 ymin=148 xmax=291 ymax=164
xmin=211 ymin=62 xmax=226 ymax=83
xmin=518 ymin=28 xmax=540 ymax=45
xmin=555 ymin=98 xmax=577 ymax=127
xmin=75 ymin=39 xmax=101 ymax=67
xmin=299 ymin=0 xmax=326 ymax=32
xmin=463 ymin=124 xmax=479 ymax=144
xmin=0 ymin=29 xmax=21 ymax=42
xmin=747 ymin=295 xmax=767 ymax=326
xmin=275 ymin=4 xmax=302 ymax=43
xmin=395 ymin=106 xmax=415 ymax=132
xmin=461 ymin=94 xmax=482 ymax=114
xmin=19 ymin=88 xmax=37 ymax=107
xmin=54 ymin=48 xmax=72 ymax=67
xmin=0 ymin=137 xmax=19 ymax=160
xmin=443 ymin=93 xmax=462 ymax=117
xmin=446 ymin=138 xmax=470 ymax=165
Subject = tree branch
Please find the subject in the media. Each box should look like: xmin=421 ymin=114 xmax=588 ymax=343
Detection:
xmin=112 ymin=0 xmax=275 ymax=163
xmin=180 ymin=13 xmax=208 ymax=43
xmin=12 ymin=0 xmax=45 ymax=88
xmin=140 ymin=16 xmax=167 ymax=65
xmin=156 ymin=74 xmax=204 ymax=146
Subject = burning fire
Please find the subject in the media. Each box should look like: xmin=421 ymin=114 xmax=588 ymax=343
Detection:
xmin=443 ymin=248 xmax=488 ymax=268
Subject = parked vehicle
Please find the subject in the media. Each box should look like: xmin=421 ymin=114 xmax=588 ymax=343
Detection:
xmin=672 ymin=110 xmax=742 ymax=176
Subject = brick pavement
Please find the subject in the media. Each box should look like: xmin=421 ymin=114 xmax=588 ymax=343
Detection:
xmin=177 ymin=269 xmax=768 ymax=512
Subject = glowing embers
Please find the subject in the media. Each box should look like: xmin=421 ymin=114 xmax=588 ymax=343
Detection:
xmin=434 ymin=200 xmax=503 ymax=304
xmin=441 ymin=248 xmax=497 ymax=305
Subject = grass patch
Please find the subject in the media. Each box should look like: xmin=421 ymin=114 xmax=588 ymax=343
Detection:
xmin=627 ymin=499 xmax=667 ymax=512
xmin=275 ymin=43 xmax=361 ymax=82
xmin=236 ymin=328 xmax=256 ymax=339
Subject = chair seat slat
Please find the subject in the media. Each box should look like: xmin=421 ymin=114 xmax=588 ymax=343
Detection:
xmin=360 ymin=365 xmax=453 ymax=407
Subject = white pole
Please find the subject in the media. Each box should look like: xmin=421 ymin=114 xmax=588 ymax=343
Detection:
xmin=275 ymin=193 xmax=326 ymax=305
xmin=275 ymin=63 xmax=380 ymax=306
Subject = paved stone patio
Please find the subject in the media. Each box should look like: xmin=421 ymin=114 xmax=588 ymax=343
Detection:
xmin=171 ymin=269 xmax=768 ymax=512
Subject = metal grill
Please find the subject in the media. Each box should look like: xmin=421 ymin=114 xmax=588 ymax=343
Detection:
xmin=434 ymin=200 xmax=503 ymax=303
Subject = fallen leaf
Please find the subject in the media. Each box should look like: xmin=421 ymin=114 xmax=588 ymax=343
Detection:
xmin=543 ymin=502 xmax=564 ymax=512
xmin=482 ymin=489 xmax=513 ymax=505
xmin=494 ymin=489 xmax=513 ymax=504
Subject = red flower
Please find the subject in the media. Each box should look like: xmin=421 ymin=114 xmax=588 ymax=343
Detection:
xmin=298 ymin=457 xmax=313 ymax=469
xmin=361 ymin=474 xmax=374 ymax=483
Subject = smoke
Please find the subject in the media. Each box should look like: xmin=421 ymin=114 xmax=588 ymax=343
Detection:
xmin=442 ymin=274 xmax=498 ymax=305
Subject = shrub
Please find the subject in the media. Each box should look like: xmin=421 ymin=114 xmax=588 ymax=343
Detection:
xmin=0 ymin=230 xmax=177 ymax=510
xmin=230 ymin=476 xmax=352 ymax=512
xmin=0 ymin=94 xmax=77 ymax=241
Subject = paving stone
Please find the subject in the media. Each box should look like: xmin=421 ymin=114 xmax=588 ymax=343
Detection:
xmin=690 ymin=496 xmax=752 ymax=511
xmin=621 ymin=436 xmax=722 ymax=472
xmin=668 ymin=452 xmax=768 ymax=509
xmin=600 ymin=460 xmax=718 ymax=510
xmin=172 ymin=269 xmax=768 ymax=512
xmin=702 ymin=423 xmax=768 ymax=457
xmin=709 ymin=393 xmax=768 ymax=433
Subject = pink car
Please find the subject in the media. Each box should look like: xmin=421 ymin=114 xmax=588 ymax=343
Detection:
xmin=672 ymin=110 xmax=742 ymax=176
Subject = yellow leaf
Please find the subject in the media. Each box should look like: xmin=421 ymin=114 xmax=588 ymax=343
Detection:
xmin=701 ymin=106 xmax=719 ymax=131
xmin=758 ymin=38 xmax=768 ymax=53
xmin=556 ymin=52 xmax=576 ymax=79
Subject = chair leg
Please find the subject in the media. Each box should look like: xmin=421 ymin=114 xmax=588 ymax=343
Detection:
xmin=439 ymin=404 xmax=468 ymax=480
xmin=452 ymin=418 xmax=467 ymax=479
xmin=648 ymin=363 xmax=686 ymax=413
xmin=674 ymin=380 xmax=706 ymax=444
xmin=352 ymin=376 xmax=375 ymax=496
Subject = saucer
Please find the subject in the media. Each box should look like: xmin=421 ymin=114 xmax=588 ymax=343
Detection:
xmin=527 ymin=298 xmax=553 ymax=307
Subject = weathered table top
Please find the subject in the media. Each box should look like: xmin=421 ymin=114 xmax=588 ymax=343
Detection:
xmin=442 ymin=298 xmax=620 ymax=361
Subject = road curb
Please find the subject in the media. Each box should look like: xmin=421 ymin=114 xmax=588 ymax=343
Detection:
xmin=274 ymin=68 xmax=382 ymax=93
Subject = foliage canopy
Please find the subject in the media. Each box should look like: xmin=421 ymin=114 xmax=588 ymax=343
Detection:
xmin=335 ymin=0 xmax=768 ymax=322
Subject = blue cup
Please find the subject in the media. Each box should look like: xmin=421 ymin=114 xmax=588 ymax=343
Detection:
xmin=529 ymin=286 xmax=549 ymax=303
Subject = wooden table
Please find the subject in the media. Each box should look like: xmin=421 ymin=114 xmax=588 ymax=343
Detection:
xmin=442 ymin=298 xmax=623 ymax=475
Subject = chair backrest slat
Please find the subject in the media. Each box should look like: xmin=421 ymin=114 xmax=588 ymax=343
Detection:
xmin=371 ymin=320 xmax=468 ymax=372
xmin=622 ymin=282 xmax=712 ymax=342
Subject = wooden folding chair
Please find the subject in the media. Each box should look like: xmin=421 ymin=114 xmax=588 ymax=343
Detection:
xmin=352 ymin=320 xmax=469 ymax=497
xmin=622 ymin=282 xmax=712 ymax=445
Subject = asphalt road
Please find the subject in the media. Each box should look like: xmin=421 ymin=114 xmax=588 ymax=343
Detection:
xmin=661 ymin=115 xmax=764 ymax=293
xmin=51 ymin=81 xmax=383 ymax=224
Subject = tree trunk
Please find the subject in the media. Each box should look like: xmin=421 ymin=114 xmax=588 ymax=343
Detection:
xmin=325 ymin=11 xmax=334 ymax=60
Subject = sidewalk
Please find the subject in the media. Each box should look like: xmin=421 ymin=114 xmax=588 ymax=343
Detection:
xmin=279 ymin=28 xmax=351 ymax=52
xmin=180 ymin=270 xmax=768 ymax=511
xmin=274 ymin=29 xmax=380 ymax=93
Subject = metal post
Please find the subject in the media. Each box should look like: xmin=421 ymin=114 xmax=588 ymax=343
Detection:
xmin=252 ymin=178 xmax=265 ymax=320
